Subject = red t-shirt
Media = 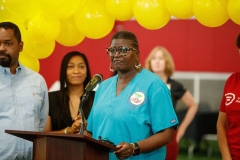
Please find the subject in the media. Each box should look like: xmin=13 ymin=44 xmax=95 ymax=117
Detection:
xmin=220 ymin=72 xmax=240 ymax=159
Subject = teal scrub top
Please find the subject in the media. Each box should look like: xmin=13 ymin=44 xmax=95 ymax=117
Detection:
xmin=87 ymin=69 xmax=178 ymax=160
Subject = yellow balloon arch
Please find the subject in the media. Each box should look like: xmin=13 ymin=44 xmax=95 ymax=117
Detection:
xmin=1 ymin=0 xmax=239 ymax=73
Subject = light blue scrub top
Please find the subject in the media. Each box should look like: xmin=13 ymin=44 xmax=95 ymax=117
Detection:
xmin=87 ymin=69 xmax=178 ymax=160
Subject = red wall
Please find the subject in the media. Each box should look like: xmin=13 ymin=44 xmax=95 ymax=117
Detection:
xmin=39 ymin=19 xmax=240 ymax=88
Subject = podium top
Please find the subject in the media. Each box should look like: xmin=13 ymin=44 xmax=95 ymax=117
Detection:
xmin=5 ymin=130 xmax=116 ymax=150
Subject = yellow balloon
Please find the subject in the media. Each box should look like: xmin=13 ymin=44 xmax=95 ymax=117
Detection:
xmin=106 ymin=0 xmax=134 ymax=21
xmin=193 ymin=0 xmax=229 ymax=27
xmin=19 ymin=52 xmax=40 ymax=72
xmin=56 ymin=16 xmax=85 ymax=47
xmin=165 ymin=0 xmax=194 ymax=19
xmin=24 ymin=38 xmax=55 ymax=59
xmin=228 ymin=0 xmax=240 ymax=25
xmin=133 ymin=0 xmax=171 ymax=30
xmin=74 ymin=0 xmax=115 ymax=39
xmin=27 ymin=12 xmax=60 ymax=44
xmin=0 ymin=0 xmax=14 ymax=21
xmin=5 ymin=0 xmax=41 ymax=20
xmin=40 ymin=0 xmax=81 ymax=19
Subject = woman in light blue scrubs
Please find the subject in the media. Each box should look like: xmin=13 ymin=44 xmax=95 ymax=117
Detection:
xmin=86 ymin=30 xmax=179 ymax=160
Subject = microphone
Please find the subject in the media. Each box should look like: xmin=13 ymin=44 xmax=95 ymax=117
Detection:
xmin=85 ymin=74 xmax=103 ymax=92
xmin=78 ymin=74 xmax=102 ymax=135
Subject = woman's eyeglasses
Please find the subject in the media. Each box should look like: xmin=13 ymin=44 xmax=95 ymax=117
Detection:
xmin=106 ymin=46 xmax=138 ymax=57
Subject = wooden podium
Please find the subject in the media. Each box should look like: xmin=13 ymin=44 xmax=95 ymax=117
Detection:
xmin=5 ymin=130 xmax=116 ymax=160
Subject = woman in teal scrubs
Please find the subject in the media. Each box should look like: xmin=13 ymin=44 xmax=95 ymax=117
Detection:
xmin=86 ymin=31 xmax=179 ymax=160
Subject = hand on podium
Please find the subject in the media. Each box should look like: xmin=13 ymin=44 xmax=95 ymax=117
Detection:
xmin=113 ymin=142 xmax=134 ymax=159
xmin=73 ymin=114 xmax=87 ymax=133
xmin=64 ymin=114 xmax=87 ymax=134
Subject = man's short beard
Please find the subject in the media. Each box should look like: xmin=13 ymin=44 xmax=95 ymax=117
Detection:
xmin=0 ymin=53 xmax=12 ymax=67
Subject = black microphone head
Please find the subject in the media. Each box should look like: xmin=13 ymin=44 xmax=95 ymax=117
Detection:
xmin=85 ymin=74 xmax=103 ymax=92
xmin=94 ymin=74 xmax=103 ymax=82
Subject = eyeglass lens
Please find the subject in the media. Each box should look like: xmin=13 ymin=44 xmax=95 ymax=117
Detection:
xmin=107 ymin=46 xmax=133 ymax=56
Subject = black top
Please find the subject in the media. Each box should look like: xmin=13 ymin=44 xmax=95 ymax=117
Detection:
xmin=167 ymin=78 xmax=187 ymax=109
xmin=48 ymin=90 xmax=95 ymax=131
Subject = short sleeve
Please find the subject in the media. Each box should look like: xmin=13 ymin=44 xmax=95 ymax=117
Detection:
xmin=149 ymin=82 xmax=179 ymax=134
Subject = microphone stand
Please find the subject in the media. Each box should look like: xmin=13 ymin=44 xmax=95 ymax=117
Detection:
xmin=78 ymin=91 xmax=90 ymax=135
